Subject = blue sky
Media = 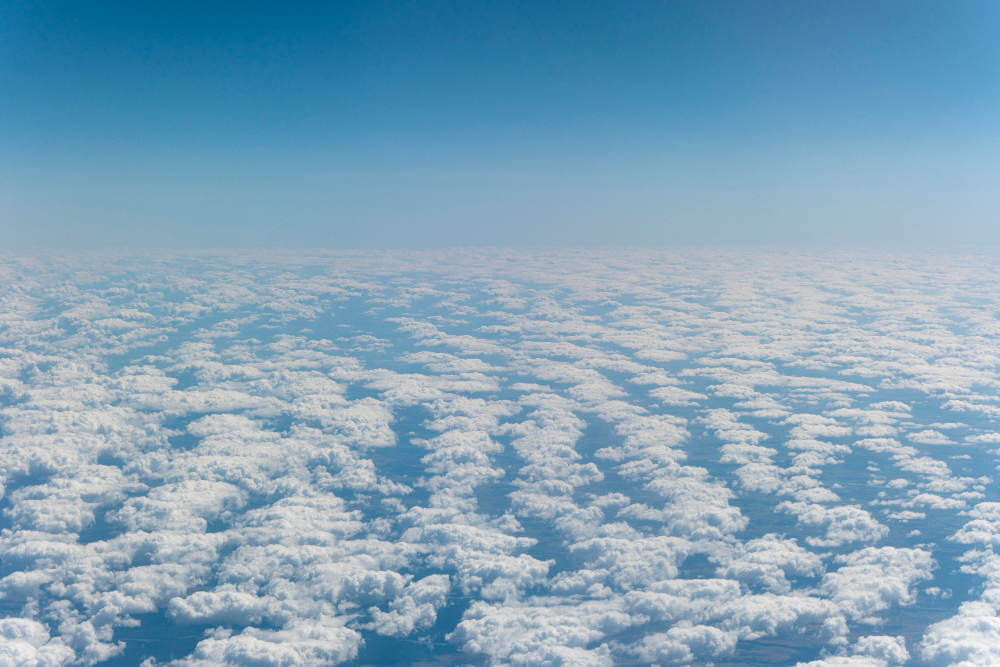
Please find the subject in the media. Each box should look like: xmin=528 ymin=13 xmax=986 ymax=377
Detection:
xmin=2 ymin=1 xmax=998 ymax=248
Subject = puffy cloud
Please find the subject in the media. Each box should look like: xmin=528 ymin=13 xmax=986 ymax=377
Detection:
xmin=920 ymin=601 xmax=1000 ymax=667
xmin=313 ymin=398 xmax=397 ymax=448
xmin=778 ymin=502 xmax=888 ymax=547
xmin=0 ymin=618 xmax=74 ymax=667
xmin=368 ymin=574 xmax=451 ymax=636
xmin=950 ymin=502 xmax=1000 ymax=549
xmin=168 ymin=589 xmax=274 ymax=626
xmin=906 ymin=429 xmax=957 ymax=445
xmin=966 ymin=432 xmax=1000 ymax=444
xmin=108 ymin=480 xmax=246 ymax=532
xmin=649 ymin=385 xmax=707 ymax=406
xmin=820 ymin=547 xmax=935 ymax=622
xmin=627 ymin=624 xmax=738 ymax=664
xmin=795 ymin=658 xmax=886 ymax=667
xmin=720 ymin=592 xmax=842 ymax=640
xmin=3 ymin=249 xmax=1000 ymax=665
xmin=448 ymin=599 xmax=630 ymax=667
xmin=852 ymin=635 xmax=909 ymax=665
xmin=715 ymin=534 xmax=824 ymax=593
xmin=176 ymin=618 xmax=361 ymax=666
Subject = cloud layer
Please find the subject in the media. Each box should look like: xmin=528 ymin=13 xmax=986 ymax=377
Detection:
xmin=0 ymin=249 xmax=998 ymax=665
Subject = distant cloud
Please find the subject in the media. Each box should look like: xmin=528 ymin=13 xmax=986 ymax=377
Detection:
xmin=0 ymin=249 xmax=997 ymax=664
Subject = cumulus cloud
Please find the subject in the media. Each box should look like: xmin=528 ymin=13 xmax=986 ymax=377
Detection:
xmin=628 ymin=624 xmax=738 ymax=664
xmin=715 ymin=534 xmax=824 ymax=593
xmin=852 ymin=634 xmax=909 ymax=665
xmin=368 ymin=574 xmax=451 ymax=636
xmin=448 ymin=599 xmax=629 ymax=667
xmin=1 ymin=249 xmax=996 ymax=665
xmin=176 ymin=618 xmax=361 ymax=666
xmin=778 ymin=502 xmax=888 ymax=547
xmin=820 ymin=547 xmax=934 ymax=622
xmin=906 ymin=429 xmax=957 ymax=445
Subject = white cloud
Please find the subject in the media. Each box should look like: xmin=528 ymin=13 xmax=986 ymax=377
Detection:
xmin=853 ymin=635 xmax=909 ymax=665
xmin=906 ymin=430 xmax=957 ymax=445
xmin=778 ymin=502 xmax=888 ymax=547
xmin=0 ymin=618 xmax=74 ymax=667
xmin=368 ymin=574 xmax=451 ymax=636
xmin=4 ymin=250 xmax=1000 ymax=664
xmin=448 ymin=599 xmax=629 ymax=667
xmin=716 ymin=534 xmax=824 ymax=593
xmin=820 ymin=547 xmax=934 ymax=622
xmin=175 ymin=618 xmax=361 ymax=666
xmin=627 ymin=624 xmax=738 ymax=664
xmin=920 ymin=600 xmax=1000 ymax=667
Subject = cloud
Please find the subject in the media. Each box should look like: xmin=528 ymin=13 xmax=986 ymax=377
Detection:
xmin=0 ymin=618 xmax=75 ymax=667
xmin=3 ymin=249 xmax=999 ymax=664
xmin=448 ymin=599 xmax=629 ymax=667
xmin=920 ymin=600 xmax=1000 ymax=667
xmin=820 ymin=547 xmax=934 ymax=622
xmin=367 ymin=574 xmax=451 ymax=636
xmin=168 ymin=590 xmax=274 ymax=626
xmin=777 ymin=502 xmax=888 ymax=547
xmin=175 ymin=618 xmax=361 ymax=666
xmin=906 ymin=430 xmax=957 ymax=445
xmin=627 ymin=624 xmax=738 ymax=664
xmin=716 ymin=534 xmax=824 ymax=593
xmin=649 ymin=385 xmax=707 ymax=406
xmin=853 ymin=635 xmax=909 ymax=665
xmin=794 ymin=657 xmax=887 ymax=667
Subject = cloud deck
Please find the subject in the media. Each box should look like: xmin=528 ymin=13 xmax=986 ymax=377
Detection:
xmin=0 ymin=249 xmax=998 ymax=666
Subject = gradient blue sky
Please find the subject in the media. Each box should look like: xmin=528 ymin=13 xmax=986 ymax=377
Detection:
xmin=2 ymin=1 xmax=999 ymax=248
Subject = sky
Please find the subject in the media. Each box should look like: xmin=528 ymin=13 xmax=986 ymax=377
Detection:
xmin=2 ymin=0 xmax=999 ymax=248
